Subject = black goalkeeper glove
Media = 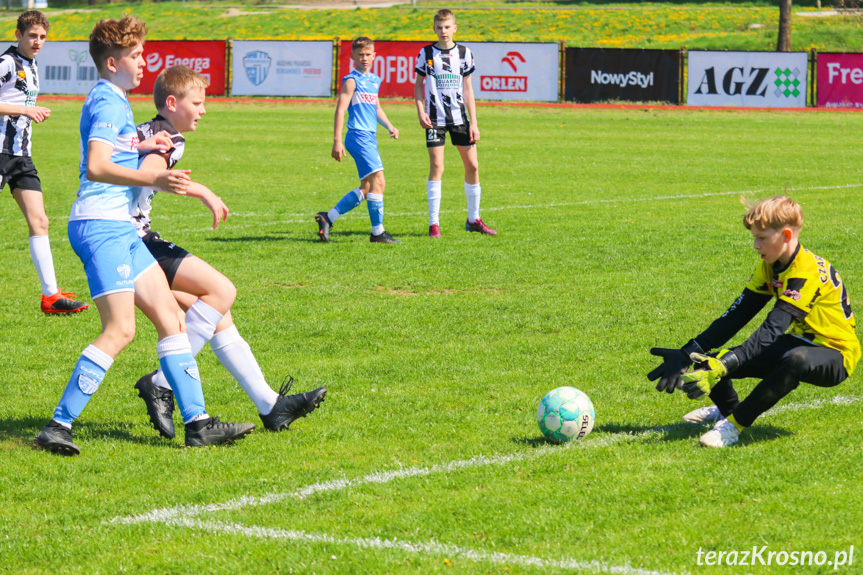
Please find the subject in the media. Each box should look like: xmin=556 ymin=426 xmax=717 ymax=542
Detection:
xmin=647 ymin=340 xmax=703 ymax=394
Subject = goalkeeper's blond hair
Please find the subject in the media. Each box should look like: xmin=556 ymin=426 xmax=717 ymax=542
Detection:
xmin=743 ymin=196 xmax=803 ymax=232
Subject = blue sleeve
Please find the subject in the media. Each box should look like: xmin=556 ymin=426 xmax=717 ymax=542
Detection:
xmin=86 ymin=93 xmax=126 ymax=146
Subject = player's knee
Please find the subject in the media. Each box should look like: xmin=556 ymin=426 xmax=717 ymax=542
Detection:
xmin=106 ymin=322 xmax=136 ymax=348
xmin=215 ymin=279 xmax=237 ymax=310
xmin=30 ymin=213 xmax=49 ymax=236
xmin=782 ymin=348 xmax=811 ymax=376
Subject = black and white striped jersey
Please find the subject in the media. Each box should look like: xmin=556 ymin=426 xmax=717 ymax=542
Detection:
xmin=0 ymin=46 xmax=39 ymax=156
xmin=415 ymin=43 xmax=475 ymax=127
xmin=132 ymin=116 xmax=185 ymax=236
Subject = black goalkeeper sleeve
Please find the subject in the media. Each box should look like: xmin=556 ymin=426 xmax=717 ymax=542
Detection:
xmin=728 ymin=303 xmax=796 ymax=365
xmin=693 ymin=288 xmax=773 ymax=352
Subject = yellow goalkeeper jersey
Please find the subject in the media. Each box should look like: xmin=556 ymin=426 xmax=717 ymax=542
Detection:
xmin=746 ymin=245 xmax=860 ymax=375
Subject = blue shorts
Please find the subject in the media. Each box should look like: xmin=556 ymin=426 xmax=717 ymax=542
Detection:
xmin=345 ymin=129 xmax=383 ymax=181
xmin=68 ymin=219 xmax=158 ymax=299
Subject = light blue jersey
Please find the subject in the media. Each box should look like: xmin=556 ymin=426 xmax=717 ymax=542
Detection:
xmin=344 ymin=69 xmax=381 ymax=133
xmin=70 ymin=79 xmax=140 ymax=222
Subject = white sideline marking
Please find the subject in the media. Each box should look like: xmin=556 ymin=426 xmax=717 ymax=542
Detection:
xmin=111 ymin=393 xmax=862 ymax=527
xmin=177 ymin=182 xmax=863 ymax=232
xmin=169 ymin=516 xmax=682 ymax=575
xmin=108 ymin=394 xmax=858 ymax=574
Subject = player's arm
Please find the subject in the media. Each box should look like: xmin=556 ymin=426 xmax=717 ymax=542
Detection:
xmin=139 ymin=153 xmax=227 ymax=229
xmin=332 ymin=79 xmax=354 ymax=162
xmin=463 ymin=74 xmax=480 ymax=143
xmin=137 ymin=130 xmax=174 ymax=154
xmin=87 ymin=141 xmax=189 ymax=194
xmin=0 ymin=58 xmax=49 ymax=122
xmin=648 ymin=288 xmax=771 ymax=392
xmin=680 ymin=304 xmax=794 ymax=399
xmin=414 ymin=73 xmax=432 ymax=129
xmin=376 ymin=102 xmax=399 ymax=140
xmin=0 ymin=103 xmax=50 ymax=123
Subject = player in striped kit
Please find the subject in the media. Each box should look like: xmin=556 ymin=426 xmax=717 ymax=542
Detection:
xmin=0 ymin=11 xmax=88 ymax=314
xmin=414 ymin=9 xmax=496 ymax=238
xmin=315 ymin=36 xmax=400 ymax=244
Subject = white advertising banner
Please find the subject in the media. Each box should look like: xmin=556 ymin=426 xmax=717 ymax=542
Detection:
xmin=232 ymin=41 xmax=332 ymax=97
xmin=33 ymin=41 xmax=99 ymax=95
xmin=687 ymin=51 xmax=807 ymax=108
xmin=462 ymin=42 xmax=559 ymax=102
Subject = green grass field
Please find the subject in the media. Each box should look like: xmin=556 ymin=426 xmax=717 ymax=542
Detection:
xmin=2 ymin=1 xmax=863 ymax=51
xmin=2 ymin=98 xmax=863 ymax=574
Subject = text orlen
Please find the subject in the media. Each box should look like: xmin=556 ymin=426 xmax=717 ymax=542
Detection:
xmin=696 ymin=545 xmax=854 ymax=569
xmin=590 ymin=70 xmax=654 ymax=89
xmin=480 ymin=75 xmax=527 ymax=92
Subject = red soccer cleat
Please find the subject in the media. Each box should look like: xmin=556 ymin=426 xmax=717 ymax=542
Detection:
xmin=41 ymin=291 xmax=89 ymax=314
xmin=465 ymin=218 xmax=497 ymax=236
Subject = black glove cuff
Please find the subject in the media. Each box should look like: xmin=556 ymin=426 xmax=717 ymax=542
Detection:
xmin=682 ymin=339 xmax=704 ymax=356
xmin=719 ymin=349 xmax=741 ymax=373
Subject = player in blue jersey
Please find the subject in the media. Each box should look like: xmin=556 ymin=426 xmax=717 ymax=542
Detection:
xmin=315 ymin=36 xmax=400 ymax=244
xmin=34 ymin=16 xmax=254 ymax=455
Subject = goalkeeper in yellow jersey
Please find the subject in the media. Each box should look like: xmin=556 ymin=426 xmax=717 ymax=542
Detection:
xmin=647 ymin=196 xmax=860 ymax=447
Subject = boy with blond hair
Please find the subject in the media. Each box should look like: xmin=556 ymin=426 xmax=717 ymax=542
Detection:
xmin=0 ymin=10 xmax=88 ymax=313
xmin=648 ymin=196 xmax=859 ymax=447
xmin=35 ymin=16 xmax=254 ymax=455
xmin=414 ymin=9 xmax=496 ymax=237
xmin=133 ymin=65 xmax=326 ymax=439
xmin=315 ymin=36 xmax=400 ymax=244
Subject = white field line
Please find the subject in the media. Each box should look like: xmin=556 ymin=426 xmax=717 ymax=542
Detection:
xmin=110 ymin=393 xmax=863 ymax=527
xmin=3 ymin=183 xmax=858 ymax=237
xmin=169 ymin=516 xmax=683 ymax=575
xmin=106 ymin=394 xmax=857 ymax=575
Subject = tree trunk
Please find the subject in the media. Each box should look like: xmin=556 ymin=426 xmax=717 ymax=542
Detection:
xmin=777 ymin=0 xmax=792 ymax=51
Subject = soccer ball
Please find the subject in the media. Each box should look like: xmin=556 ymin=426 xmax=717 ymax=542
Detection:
xmin=537 ymin=387 xmax=595 ymax=443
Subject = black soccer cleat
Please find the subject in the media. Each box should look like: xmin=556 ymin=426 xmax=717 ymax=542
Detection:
xmin=315 ymin=212 xmax=332 ymax=242
xmin=370 ymin=231 xmax=400 ymax=244
xmin=260 ymin=376 xmax=327 ymax=431
xmin=135 ymin=371 xmax=176 ymax=439
xmin=184 ymin=417 xmax=255 ymax=447
xmin=35 ymin=420 xmax=80 ymax=456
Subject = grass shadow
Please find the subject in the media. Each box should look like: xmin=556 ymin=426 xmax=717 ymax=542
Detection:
xmin=207 ymin=234 xmax=288 ymax=242
xmin=0 ymin=416 xmax=176 ymax=450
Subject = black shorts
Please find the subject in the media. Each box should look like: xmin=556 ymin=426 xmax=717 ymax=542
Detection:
xmin=141 ymin=230 xmax=191 ymax=286
xmin=0 ymin=153 xmax=41 ymax=193
xmin=426 ymin=124 xmax=473 ymax=148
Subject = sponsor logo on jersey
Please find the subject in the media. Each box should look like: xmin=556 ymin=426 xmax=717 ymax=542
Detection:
xmin=435 ymin=72 xmax=461 ymax=89
xmin=782 ymin=289 xmax=802 ymax=301
xmin=243 ymin=51 xmax=272 ymax=86
xmin=772 ymin=280 xmax=783 ymax=290
xmin=355 ymin=92 xmax=378 ymax=104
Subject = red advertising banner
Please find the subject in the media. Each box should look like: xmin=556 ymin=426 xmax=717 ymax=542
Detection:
xmin=132 ymin=41 xmax=227 ymax=96
xmin=338 ymin=40 xmax=426 ymax=98
xmin=817 ymin=53 xmax=863 ymax=108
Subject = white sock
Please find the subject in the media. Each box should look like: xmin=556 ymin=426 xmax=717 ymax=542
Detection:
xmin=427 ymin=180 xmax=442 ymax=226
xmin=465 ymin=182 xmax=481 ymax=223
xmin=152 ymin=300 xmax=223 ymax=390
xmin=210 ymin=325 xmax=279 ymax=414
xmin=29 ymin=235 xmax=58 ymax=297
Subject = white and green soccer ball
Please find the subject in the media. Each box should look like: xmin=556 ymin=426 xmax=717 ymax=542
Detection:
xmin=537 ymin=386 xmax=595 ymax=443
